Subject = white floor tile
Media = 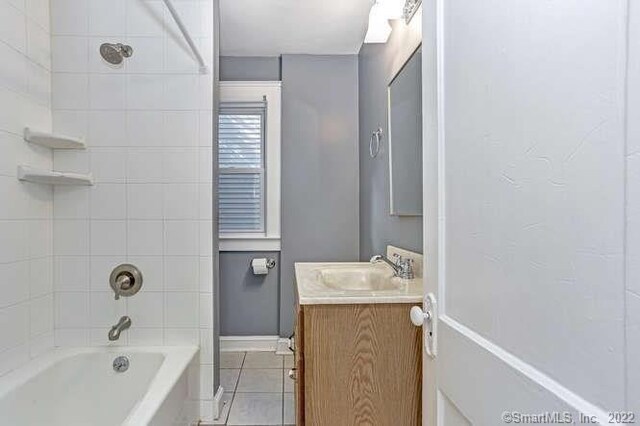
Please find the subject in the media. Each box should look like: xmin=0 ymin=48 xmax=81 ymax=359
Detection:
xmin=283 ymin=370 xmax=294 ymax=393
xmin=283 ymin=354 xmax=294 ymax=369
xmin=221 ymin=351 xmax=245 ymax=369
xmin=242 ymin=352 xmax=284 ymax=369
xmin=220 ymin=368 xmax=240 ymax=393
xmin=236 ymin=368 xmax=283 ymax=393
xmin=227 ymin=393 xmax=283 ymax=426
xmin=283 ymin=393 xmax=295 ymax=425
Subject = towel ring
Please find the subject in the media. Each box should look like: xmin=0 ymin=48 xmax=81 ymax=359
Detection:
xmin=369 ymin=128 xmax=383 ymax=158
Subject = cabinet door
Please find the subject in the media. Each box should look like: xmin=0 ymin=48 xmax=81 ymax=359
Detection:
xmin=303 ymin=304 xmax=421 ymax=425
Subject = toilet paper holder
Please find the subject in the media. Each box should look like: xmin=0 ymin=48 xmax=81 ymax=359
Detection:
xmin=250 ymin=258 xmax=277 ymax=269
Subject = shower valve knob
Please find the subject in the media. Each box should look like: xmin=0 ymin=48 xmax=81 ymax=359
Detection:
xmin=110 ymin=264 xmax=143 ymax=300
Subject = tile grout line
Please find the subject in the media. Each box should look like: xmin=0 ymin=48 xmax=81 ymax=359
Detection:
xmin=224 ymin=351 xmax=245 ymax=425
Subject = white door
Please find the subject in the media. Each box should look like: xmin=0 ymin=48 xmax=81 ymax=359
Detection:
xmin=418 ymin=0 xmax=635 ymax=424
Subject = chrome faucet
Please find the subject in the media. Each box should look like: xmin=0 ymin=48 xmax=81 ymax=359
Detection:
xmin=370 ymin=254 xmax=414 ymax=279
xmin=108 ymin=316 xmax=131 ymax=341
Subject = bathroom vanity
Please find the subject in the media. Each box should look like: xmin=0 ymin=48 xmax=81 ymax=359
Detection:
xmin=291 ymin=248 xmax=423 ymax=426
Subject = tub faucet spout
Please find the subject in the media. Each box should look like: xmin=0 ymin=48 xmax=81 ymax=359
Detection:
xmin=108 ymin=316 xmax=131 ymax=341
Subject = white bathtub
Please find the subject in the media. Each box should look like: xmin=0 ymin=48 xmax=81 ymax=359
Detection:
xmin=0 ymin=346 xmax=199 ymax=426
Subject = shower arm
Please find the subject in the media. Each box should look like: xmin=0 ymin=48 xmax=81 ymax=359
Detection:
xmin=162 ymin=0 xmax=208 ymax=74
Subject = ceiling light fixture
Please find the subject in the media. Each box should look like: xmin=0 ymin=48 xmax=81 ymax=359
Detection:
xmin=379 ymin=0 xmax=405 ymax=20
xmin=363 ymin=0 xmax=421 ymax=44
xmin=403 ymin=0 xmax=422 ymax=23
xmin=363 ymin=2 xmax=392 ymax=44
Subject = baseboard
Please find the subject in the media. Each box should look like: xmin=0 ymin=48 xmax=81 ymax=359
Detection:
xmin=220 ymin=335 xmax=280 ymax=352
xmin=212 ymin=385 xmax=224 ymax=420
xmin=275 ymin=337 xmax=291 ymax=355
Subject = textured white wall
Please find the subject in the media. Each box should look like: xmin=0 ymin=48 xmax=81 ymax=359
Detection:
xmin=49 ymin=0 xmax=215 ymax=418
xmin=626 ymin=0 xmax=640 ymax=414
xmin=0 ymin=0 xmax=53 ymax=376
xmin=442 ymin=0 xmax=627 ymax=410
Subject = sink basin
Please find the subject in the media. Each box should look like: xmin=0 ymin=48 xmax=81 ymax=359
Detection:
xmin=314 ymin=264 xmax=399 ymax=291
xmin=295 ymin=257 xmax=423 ymax=305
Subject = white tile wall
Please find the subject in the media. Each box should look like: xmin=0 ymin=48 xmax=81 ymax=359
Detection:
xmin=50 ymin=0 xmax=215 ymax=419
xmin=0 ymin=0 xmax=53 ymax=376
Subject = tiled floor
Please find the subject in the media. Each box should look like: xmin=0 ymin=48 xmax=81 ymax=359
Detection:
xmin=216 ymin=351 xmax=295 ymax=425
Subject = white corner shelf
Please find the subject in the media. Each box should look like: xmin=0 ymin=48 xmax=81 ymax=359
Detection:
xmin=24 ymin=127 xmax=86 ymax=150
xmin=18 ymin=166 xmax=94 ymax=186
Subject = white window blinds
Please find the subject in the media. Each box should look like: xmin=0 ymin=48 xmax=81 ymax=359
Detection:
xmin=218 ymin=104 xmax=266 ymax=233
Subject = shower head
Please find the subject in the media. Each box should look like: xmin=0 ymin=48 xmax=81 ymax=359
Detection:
xmin=99 ymin=43 xmax=133 ymax=65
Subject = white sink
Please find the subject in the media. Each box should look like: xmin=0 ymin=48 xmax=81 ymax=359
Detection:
xmin=295 ymin=262 xmax=423 ymax=305
xmin=315 ymin=265 xmax=398 ymax=291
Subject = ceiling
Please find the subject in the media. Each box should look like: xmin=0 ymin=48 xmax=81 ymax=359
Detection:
xmin=219 ymin=0 xmax=374 ymax=56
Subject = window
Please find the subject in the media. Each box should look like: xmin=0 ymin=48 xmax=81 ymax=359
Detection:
xmin=218 ymin=106 xmax=265 ymax=233
xmin=218 ymin=82 xmax=281 ymax=251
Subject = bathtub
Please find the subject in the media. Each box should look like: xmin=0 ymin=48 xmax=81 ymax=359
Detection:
xmin=0 ymin=346 xmax=199 ymax=426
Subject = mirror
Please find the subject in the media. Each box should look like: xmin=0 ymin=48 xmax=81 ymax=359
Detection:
xmin=388 ymin=46 xmax=422 ymax=216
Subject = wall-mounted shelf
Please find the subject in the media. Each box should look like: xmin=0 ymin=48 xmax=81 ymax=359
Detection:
xmin=24 ymin=128 xmax=86 ymax=149
xmin=18 ymin=166 xmax=94 ymax=186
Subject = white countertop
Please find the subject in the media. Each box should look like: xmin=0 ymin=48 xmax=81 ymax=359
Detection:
xmin=294 ymin=262 xmax=423 ymax=305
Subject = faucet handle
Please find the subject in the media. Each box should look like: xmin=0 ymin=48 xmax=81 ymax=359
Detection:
xmin=398 ymin=258 xmax=415 ymax=279
xmin=116 ymin=274 xmax=133 ymax=290
xmin=110 ymin=264 xmax=143 ymax=300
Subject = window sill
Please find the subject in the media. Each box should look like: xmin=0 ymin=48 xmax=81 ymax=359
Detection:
xmin=219 ymin=235 xmax=281 ymax=252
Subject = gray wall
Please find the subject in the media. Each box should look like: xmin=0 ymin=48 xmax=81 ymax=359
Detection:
xmin=358 ymin=20 xmax=423 ymax=259
xmin=219 ymin=56 xmax=281 ymax=337
xmin=218 ymin=55 xmax=360 ymax=337
xmin=220 ymin=252 xmax=281 ymax=336
xmin=220 ymin=56 xmax=281 ymax=81
xmin=280 ymin=55 xmax=360 ymax=336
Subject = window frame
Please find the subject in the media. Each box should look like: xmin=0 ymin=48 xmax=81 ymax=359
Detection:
xmin=218 ymin=106 xmax=266 ymax=234
xmin=218 ymin=81 xmax=282 ymax=251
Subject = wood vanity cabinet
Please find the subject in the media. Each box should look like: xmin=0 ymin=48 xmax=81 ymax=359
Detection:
xmin=291 ymin=301 xmax=422 ymax=426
